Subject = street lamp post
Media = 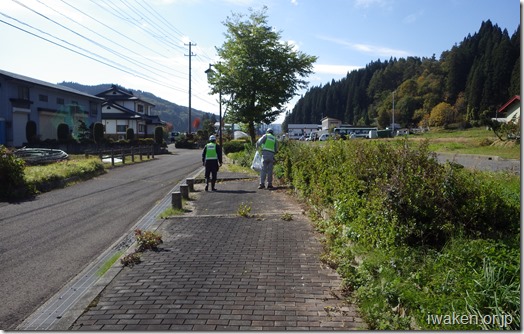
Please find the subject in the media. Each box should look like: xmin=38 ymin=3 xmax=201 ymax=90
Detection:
xmin=205 ymin=64 xmax=223 ymax=147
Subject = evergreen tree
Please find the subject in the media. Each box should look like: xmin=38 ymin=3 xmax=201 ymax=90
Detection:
xmin=283 ymin=20 xmax=519 ymax=130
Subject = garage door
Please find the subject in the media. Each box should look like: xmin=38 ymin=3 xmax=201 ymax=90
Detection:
xmin=39 ymin=113 xmax=66 ymax=142
xmin=12 ymin=109 xmax=29 ymax=147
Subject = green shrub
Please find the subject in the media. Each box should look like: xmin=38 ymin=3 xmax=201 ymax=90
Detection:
xmin=24 ymin=158 xmax=105 ymax=193
xmin=223 ymin=139 xmax=250 ymax=154
xmin=134 ymin=229 xmax=163 ymax=252
xmin=274 ymin=139 xmax=520 ymax=330
xmin=138 ymin=138 xmax=155 ymax=146
xmin=57 ymin=123 xmax=70 ymax=143
xmin=280 ymin=139 xmax=519 ymax=250
xmin=126 ymin=127 xmax=135 ymax=141
xmin=26 ymin=120 xmax=37 ymax=144
xmin=0 ymin=146 xmax=34 ymax=200
xmin=227 ymin=143 xmax=255 ymax=167
xmin=154 ymin=126 xmax=164 ymax=146
xmin=93 ymin=122 xmax=104 ymax=145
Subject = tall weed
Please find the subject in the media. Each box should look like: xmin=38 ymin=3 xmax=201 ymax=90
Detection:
xmin=275 ymin=139 xmax=520 ymax=330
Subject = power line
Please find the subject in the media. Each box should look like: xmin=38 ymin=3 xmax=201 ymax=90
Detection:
xmin=97 ymin=0 xmax=186 ymax=52
xmin=60 ymin=0 xmax=182 ymax=70
xmin=4 ymin=0 xmax=217 ymax=111
xmin=33 ymin=0 xmax=186 ymax=82
xmin=0 ymin=12 xmax=186 ymax=94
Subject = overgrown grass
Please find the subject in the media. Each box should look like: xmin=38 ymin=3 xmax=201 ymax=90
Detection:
xmin=270 ymin=138 xmax=520 ymax=330
xmin=24 ymin=157 xmax=105 ymax=192
xmin=96 ymin=251 xmax=124 ymax=277
xmin=20 ymin=153 xmax=155 ymax=196
xmin=408 ymin=127 xmax=520 ymax=159
xmin=158 ymin=206 xmax=187 ymax=218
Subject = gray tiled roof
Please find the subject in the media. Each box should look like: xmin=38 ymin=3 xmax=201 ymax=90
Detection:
xmin=0 ymin=69 xmax=104 ymax=101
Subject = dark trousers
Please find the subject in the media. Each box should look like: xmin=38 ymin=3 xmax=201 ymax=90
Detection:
xmin=205 ymin=160 xmax=219 ymax=186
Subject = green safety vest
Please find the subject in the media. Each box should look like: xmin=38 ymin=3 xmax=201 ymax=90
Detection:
xmin=205 ymin=143 xmax=218 ymax=160
xmin=262 ymin=134 xmax=276 ymax=152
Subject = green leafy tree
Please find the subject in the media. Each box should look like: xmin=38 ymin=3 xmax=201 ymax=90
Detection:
xmin=208 ymin=7 xmax=317 ymax=143
xmin=77 ymin=120 xmax=92 ymax=143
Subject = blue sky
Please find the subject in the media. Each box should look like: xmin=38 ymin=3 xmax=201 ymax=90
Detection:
xmin=0 ymin=0 xmax=520 ymax=123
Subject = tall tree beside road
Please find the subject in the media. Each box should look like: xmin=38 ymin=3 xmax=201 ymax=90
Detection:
xmin=208 ymin=7 xmax=317 ymax=143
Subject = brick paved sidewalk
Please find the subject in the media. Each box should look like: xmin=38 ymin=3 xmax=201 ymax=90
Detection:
xmin=70 ymin=174 xmax=366 ymax=330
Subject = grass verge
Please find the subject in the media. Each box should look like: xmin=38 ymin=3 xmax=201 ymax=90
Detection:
xmin=96 ymin=251 xmax=124 ymax=277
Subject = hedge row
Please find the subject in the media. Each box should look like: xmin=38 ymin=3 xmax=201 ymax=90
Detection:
xmin=279 ymin=139 xmax=519 ymax=250
xmin=275 ymin=139 xmax=520 ymax=329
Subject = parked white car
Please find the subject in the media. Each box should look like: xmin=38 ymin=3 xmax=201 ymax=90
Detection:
xmin=318 ymin=133 xmax=331 ymax=141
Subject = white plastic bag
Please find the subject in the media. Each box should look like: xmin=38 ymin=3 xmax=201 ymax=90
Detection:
xmin=251 ymin=151 xmax=262 ymax=172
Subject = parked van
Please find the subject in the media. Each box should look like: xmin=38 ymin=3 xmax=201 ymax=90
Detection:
xmin=307 ymin=131 xmax=319 ymax=141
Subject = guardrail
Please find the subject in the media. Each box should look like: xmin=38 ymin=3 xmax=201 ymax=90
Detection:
xmin=84 ymin=146 xmax=155 ymax=166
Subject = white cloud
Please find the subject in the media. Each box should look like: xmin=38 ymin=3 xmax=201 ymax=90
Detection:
xmin=353 ymin=0 xmax=389 ymax=9
xmin=402 ymin=10 xmax=424 ymax=24
xmin=353 ymin=43 xmax=411 ymax=58
xmin=222 ymin=0 xmax=258 ymax=6
xmin=286 ymin=39 xmax=300 ymax=51
xmin=291 ymin=0 xmax=299 ymax=5
xmin=314 ymin=64 xmax=363 ymax=76
xmin=317 ymin=35 xmax=411 ymax=59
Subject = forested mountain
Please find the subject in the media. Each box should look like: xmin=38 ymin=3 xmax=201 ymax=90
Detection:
xmin=59 ymin=82 xmax=215 ymax=132
xmin=283 ymin=20 xmax=520 ymax=131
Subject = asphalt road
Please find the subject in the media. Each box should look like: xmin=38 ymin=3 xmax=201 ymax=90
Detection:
xmin=436 ymin=153 xmax=520 ymax=174
xmin=0 ymin=147 xmax=201 ymax=330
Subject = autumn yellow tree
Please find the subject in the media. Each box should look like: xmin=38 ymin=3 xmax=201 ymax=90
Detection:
xmin=429 ymin=102 xmax=454 ymax=126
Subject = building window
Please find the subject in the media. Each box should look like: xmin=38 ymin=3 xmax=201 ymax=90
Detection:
xmin=137 ymin=104 xmax=144 ymax=113
xmin=18 ymin=86 xmax=29 ymax=100
xmin=70 ymin=101 xmax=81 ymax=113
xmin=57 ymin=97 xmax=65 ymax=105
xmin=116 ymin=125 xmax=127 ymax=133
xmin=138 ymin=124 xmax=145 ymax=132
xmin=39 ymin=94 xmax=48 ymax=102
xmin=89 ymin=102 xmax=98 ymax=117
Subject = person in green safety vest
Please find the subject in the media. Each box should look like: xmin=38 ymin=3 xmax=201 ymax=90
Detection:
xmin=256 ymin=128 xmax=278 ymax=189
xmin=202 ymin=135 xmax=222 ymax=191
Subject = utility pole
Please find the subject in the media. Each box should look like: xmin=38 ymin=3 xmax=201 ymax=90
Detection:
xmin=185 ymin=42 xmax=196 ymax=134
xmin=392 ymin=90 xmax=395 ymax=137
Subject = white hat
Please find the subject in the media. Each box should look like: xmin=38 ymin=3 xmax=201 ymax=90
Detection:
xmin=209 ymin=135 xmax=216 ymax=141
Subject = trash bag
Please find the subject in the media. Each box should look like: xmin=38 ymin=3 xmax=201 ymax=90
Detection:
xmin=251 ymin=151 xmax=262 ymax=172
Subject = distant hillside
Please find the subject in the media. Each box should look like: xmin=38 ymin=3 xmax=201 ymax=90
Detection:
xmin=284 ymin=20 xmax=520 ymax=131
xmin=59 ymin=82 xmax=214 ymax=132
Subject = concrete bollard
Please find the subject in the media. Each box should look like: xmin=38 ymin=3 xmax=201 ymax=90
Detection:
xmin=186 ymin=178 xmax=195 ymax=192
xmin=180 ymin=184 xmax=189 ymax=200
xmin=171 ymin=192 xmax=182 ymax=209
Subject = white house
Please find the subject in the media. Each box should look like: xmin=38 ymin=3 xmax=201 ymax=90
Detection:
xmin=287 ymin=123 xmax=321 ymax=139
xmin=0 ymin=69 xmax=103 ymax=147
xmin=321 ymin=117 xmax=342 ymax=131
xmin=493 ymin=95 xmax=520 ymax=124
xmin=96 ymin=85 xmax=163 ymax=140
